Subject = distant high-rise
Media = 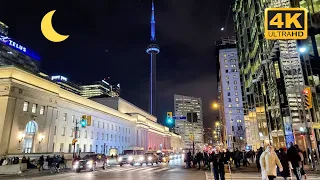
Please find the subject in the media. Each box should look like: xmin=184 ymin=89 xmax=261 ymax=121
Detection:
xmin=51 ymin=75 xmax=82 ymax=95
xmin=216 ymin=37 xmax=246 ymax=150
xmin=81 ymin=79 xmax=120 ymax=98
xmin=174 ymin=94 xmax=203 ymax=149
xmin=146 ymin=0 xmax=160 ymax=116
xmin=0 ymin=21 xmax=40 ymax=73
xmin=0 ymin=21 xmax=8 ymax=36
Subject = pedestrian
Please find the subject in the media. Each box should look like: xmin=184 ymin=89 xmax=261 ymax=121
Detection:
xmin=278 ymin=148 xmax=291 ymax=180
xmin=256 ymin=147 xmax=263 ymax=172
xmin=260 ymin=145 xmax=283 ymax=180
xmin=295 ymin=145 xmax=307 ymax=180
xmin=39 ymin=155 xmax=44 ymax=171
xmin=287 ymin=142 xmax=302 ymax=180
xmin=225 ymin=149 xmax=231 ymax=164
xmin=234 ymin=148 xmax=241 ymax=168
xmin=196 ymin=151 xmax=203 ymax=170
xmin=211 ymin=148 xmax=225 ymax=180
xmin=61 ymin=155 xmax=66 ymax=169
xmin=187 ymin=150 xmax=192 ymax=168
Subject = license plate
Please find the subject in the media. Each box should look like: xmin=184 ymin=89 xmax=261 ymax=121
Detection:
xmin=80 ymin=166 xmax=83 ymax=168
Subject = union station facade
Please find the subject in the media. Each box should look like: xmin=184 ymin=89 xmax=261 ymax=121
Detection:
xmin=0 ymin=66 xmax=184 ymax=156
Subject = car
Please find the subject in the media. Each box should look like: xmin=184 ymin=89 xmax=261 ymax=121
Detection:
xmin=73 ymin=154 xmax=107 ymax=172
xmin=144 ymin=152 xmax=158 ymax=165
xmin=118 ymin=147 xmax=145 ymax=166
xmin=161 ymin=154 xmax=170 ymax=163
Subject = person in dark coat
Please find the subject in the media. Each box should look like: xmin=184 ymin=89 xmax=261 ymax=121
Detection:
xmin=234 ymin=148 xmax=241 ymax=168
xmin=211 ymin=149 xmax=225 ymax=180
xmin=279 ymin=148 xmax=290 ymax=180
xmin=39 ymin=155 xmax=44 ymax=171
xmin=196 ymin=152 xmax=203 ymax=169
xmin=256 ymin=147 xmax=263 ymax=172
xmin=287 ymin=143 xmax=302 ymax=180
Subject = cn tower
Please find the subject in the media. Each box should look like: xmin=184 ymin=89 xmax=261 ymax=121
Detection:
xmin=146 ymin=0 xmax=160 ymax=116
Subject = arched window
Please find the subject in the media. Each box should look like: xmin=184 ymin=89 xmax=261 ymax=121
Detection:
xmin=25 ymin=121 xmax=36 ymax=134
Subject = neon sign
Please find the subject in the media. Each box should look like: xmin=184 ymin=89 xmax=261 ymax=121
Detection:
xmin=51 ymin=76 xmax=68 ymax=81
xmin=0 ymin=35 xmax=40 ymax=61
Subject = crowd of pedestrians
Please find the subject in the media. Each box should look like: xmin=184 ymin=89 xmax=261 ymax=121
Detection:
xmin=183 ymin=143 xmax=313 ymax=180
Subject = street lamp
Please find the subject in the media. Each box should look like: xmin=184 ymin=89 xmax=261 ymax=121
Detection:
xmin=19 ymin=132 xmax=25 ymax=144
xmin=299 ymin=47 xmax=307 ymax=53
xmin=39 ymin=134 xmax=45 ymax=144
xmin=212 ymin=102 xmax=219 ymax=109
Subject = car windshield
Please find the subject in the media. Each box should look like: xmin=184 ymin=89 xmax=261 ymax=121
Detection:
xmin=136 ymin=150 xmax=144 ymax=155
xmin=123 ymin=150 xmax=134 ymax=155
xmin=83 ymin=155 xmax=96 ymax=160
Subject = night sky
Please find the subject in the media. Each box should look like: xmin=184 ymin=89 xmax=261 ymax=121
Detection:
xmin=1 ymin=0 xmax=234 ymax=128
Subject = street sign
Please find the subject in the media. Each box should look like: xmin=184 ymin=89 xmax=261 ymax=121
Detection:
xmin=173 ymin=116 xmax=186 ymax=120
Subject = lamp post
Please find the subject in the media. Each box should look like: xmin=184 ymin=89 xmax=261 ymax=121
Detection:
xmin=299 ymin=46 xmax=320 ymax=170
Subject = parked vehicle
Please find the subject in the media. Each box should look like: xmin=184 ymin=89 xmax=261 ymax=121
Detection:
xmin=73 ymin=154 xmax=107 ymax=172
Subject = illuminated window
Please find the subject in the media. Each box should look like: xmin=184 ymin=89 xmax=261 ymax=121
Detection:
xmin=233 ymin=75 xmax=236 ymax=79
xmin=227 ymin=87 xmax=230 ymax=90
xmin=23 ymin=102 xmax=29 ymax=112
xmin=32 ymin=104 xmax=37 ymax=113
xmin=236 ymin=104 xmax=239 ymax=107
xmin=274 ymin=62 xmax=281 ymax=79
xmin=39 ymin=106 xmax=45 ymax=115
xmin=224 ymin=53 xmax=227 ymax=57
xmin=236 ymin=97 xmax=239 ymax=102
xmin=235 ymin=92 xmax=238 ymax=96
xmin=225 ymin=64 xmax=228 ymax=68
xmin=228 ymin=104 xmax=232 ymax=107
xmin=234 ymin=86 xmax=238 ymax=90
xmin=226 ymin=76 xmax=229 ymax=80
xmin=234 ymin=81 xmax=237 ymax=84
xmin=237 ymin=109 xmax=240 ymax=113
xmin=224 ymin=59 xmax=227 ymax=63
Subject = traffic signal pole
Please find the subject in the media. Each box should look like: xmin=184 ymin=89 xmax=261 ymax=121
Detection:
xmin=73 ymin=119 xmax=79 ymax=158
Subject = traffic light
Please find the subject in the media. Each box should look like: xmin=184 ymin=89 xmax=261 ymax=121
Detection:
xmin=81 ymin=115 xmax=87 ymax=128
xmin=166 ymin=112 xmax=173 ymax=124
xmin=87 ymin=115 xmax=92 ymax=126
xmin=72 ymin=138 xmax=77 ymax=145
xmin=303 ymin=87 xmax=312 ymax=109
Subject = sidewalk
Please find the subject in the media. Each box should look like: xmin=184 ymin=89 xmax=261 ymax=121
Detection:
xmin=0 ymin=168 xmax=71 ymax=179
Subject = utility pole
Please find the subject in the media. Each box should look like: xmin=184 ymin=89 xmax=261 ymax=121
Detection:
xmin=73 ymin=119 xmax=79 ymax=158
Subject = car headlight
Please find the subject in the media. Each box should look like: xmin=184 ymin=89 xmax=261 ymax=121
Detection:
xmin=175 ymin=155 xmax=178 ymax=158
xmin=128 ymin=156 xmax=133 ymax=161
xmin=162 ymin=157 xmax=166 ymax=161
xmin=148 ymin=156 xmax=152 ymax=161
xmin=74 ymin=161 xmax=79 ymax=165
xmin=118 ymin=157 xmax=122 ymax=161
xmin=87 ymin=160 xmax=93 ymax=165
xmin=139 ymin=156 xmax=144 ymax=161
xmin=169 ymin=155 xmax=173 ymax=159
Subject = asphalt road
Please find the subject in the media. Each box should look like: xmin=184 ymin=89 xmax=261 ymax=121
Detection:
xmin=9 ymin=159 xmax=205 ymax=180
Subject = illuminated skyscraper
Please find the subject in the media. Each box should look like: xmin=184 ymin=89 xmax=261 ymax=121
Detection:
xmin=146 ymin=0 xmax=160 ymax=115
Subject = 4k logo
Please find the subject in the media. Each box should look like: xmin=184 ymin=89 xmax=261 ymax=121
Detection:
xmin=264 ymin=8 xmax=308 ymax=40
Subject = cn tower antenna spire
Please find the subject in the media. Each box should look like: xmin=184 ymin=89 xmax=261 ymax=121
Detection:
xmin=150 ymin=0 xmax=156 ymax=41
xmin=146 ymin=0 xmax=160 ymax=116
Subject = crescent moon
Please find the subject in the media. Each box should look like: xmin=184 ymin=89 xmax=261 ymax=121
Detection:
xmin=41 ymin=10 xmax=69 ymax=42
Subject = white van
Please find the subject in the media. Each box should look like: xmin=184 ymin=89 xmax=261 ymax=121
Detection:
xmin=117 ymin=147 xmax=144 ymax=166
